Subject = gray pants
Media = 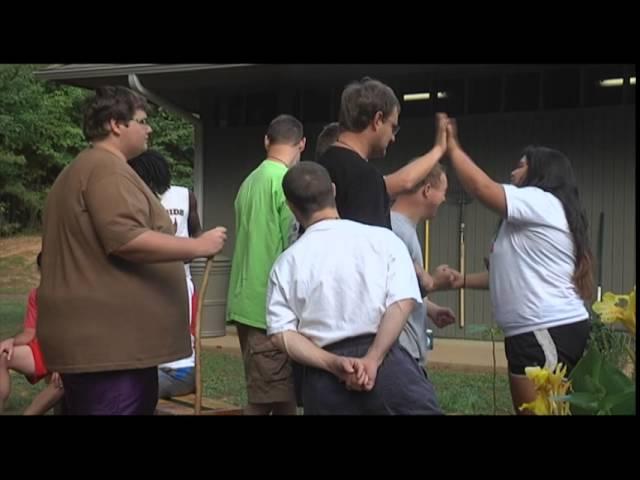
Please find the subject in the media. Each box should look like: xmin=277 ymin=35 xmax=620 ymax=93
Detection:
xmin=158 ymin=367 xmax=195 ymax=399
xmin=302 ymin=335 xmax=442 ymax=415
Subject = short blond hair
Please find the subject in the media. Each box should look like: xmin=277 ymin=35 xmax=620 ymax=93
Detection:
xmin=406 ymin=162 xmax=445 ymax=194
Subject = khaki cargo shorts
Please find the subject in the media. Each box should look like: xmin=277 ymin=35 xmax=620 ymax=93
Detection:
xmin=235 ymin=323 xmax=295 ymax=404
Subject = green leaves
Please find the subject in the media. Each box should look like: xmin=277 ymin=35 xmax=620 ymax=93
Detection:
xmin=567 ymin=347 xmax=635 ymax=415
xmin=0 ymin=64 xmax=88 ymax=232
xmin=147 ymin=108 xmax=194 ymax=189
xmin=0 ymin=64 xmax=195 ymax=233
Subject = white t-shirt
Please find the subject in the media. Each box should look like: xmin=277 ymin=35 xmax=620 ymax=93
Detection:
xmin=490 ymin=185 xmax=588 ymax=337
xmin=161 ymin=185 xmax=192 ymax=281
xmin=160 ymin=185 xmax=195 ymax=369
xmin=267 ymin=219 xmax=422 ymax=347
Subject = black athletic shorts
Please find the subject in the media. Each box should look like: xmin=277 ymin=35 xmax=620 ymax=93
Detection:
xmin=504 ymin=320 xmax=590 ymax=375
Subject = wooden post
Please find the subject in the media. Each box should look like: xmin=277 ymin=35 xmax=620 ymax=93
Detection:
xmin=194 ymin=256 xmax=214 ymax=415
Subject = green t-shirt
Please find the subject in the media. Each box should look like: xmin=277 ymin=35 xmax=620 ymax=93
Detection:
xmin=226 ymin=159 xmax=295 ymax=329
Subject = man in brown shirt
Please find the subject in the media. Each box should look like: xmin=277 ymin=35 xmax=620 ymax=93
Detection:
xmin=38 ymin=86 xmax=227 ymax=415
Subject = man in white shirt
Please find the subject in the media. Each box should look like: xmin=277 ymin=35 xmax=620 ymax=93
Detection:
xmin=266 ymin=162 xmax=442 ymax=415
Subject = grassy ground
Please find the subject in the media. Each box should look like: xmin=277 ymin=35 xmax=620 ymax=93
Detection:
xmin=1 ymin=298 xmax=512 ymax=415
xmin=0 ymin=235 xmax=514 ymax=415
xmin=199 ymin=350 xmax=513 ymax=415
xmin=0 ymin=235 xmax=41 ymax=296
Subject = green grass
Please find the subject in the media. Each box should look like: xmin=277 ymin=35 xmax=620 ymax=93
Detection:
xmin=430 ymin=369 xmax=513 ymax=415
xmin=201 ymin=351 xmax=247 ymax=407
xmin=2 ymin=374 xmax=49 ymax=414
xmin=0 ymin=256 xmax=38 ymax=295
xmin=199 ymin=353 xmax=513 ymax=415
xmin=0 ymin=299 xmax=24 ymax=339
xmin=1 ymin=297 xmax=513 ymax=415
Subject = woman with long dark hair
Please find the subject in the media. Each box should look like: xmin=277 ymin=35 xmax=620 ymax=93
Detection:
xmin=440 ymin=119 xmax=593 ymax=414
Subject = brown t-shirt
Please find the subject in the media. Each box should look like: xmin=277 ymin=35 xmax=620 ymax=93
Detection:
xmin=38 ymin=147 xmax=190 ymax=373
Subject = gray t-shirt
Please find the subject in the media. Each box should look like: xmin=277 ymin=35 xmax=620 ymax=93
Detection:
xmin=390 ymin=211 xmax=428 ymax=363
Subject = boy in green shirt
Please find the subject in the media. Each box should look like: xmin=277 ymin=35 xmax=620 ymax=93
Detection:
xmin=227 ymin=114 xmax=306 ymax=415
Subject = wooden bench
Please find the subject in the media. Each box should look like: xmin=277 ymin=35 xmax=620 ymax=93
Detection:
xmin=156 ymin=393 xmax=243 ymax=416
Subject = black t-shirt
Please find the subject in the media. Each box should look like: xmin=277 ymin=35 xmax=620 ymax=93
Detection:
xmin=317 ymin=146 xmax=391 ymax=229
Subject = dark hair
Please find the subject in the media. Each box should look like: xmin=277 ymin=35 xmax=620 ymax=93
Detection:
xmin=338 ymin=77 xmax=400 ymax=133
xmin=282 ymin=162 xmax=335 ymax=219
xmin=406 ymin=162 xmax=446 ymax=194
xmin=266 ymin=114 xmax=304 ymax=145
xmin=83 ymin=86 xmax=149 ymax=142
xmin=521 ymin=145 xmax=594 ymax=300
xmin=315 ymin=122 xmax=340 ymax=161
xmin=128 ymin=150 xmax=171 ymax=196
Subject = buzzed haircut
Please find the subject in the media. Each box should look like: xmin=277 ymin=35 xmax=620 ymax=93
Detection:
xmin=266 ymin=114 xmax=304 ymax=145
xmin=282 ymin=162 xmax=336 ymax=219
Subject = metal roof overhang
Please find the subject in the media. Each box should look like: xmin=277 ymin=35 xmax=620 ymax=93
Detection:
xmin=35 ymin=63 xmax=563 ymax=115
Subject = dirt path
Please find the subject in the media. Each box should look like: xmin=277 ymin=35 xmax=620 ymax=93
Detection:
xmin=0 ymin=235 xmax=41 ymax=294
xmin=0 ymin=235 xmax=41 ymax=258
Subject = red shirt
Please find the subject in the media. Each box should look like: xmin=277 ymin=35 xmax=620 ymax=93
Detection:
xmin=23 ymin=288 xmax=38 ymax=330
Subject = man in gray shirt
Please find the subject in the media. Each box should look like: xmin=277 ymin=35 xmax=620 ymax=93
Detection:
xmin=390 ymin=162 xmax=456 ymax=367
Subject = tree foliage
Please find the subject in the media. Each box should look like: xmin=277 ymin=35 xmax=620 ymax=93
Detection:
xmin=0 ymin=64 xmax=194 ymax=235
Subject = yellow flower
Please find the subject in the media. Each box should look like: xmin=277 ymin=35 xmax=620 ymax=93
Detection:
xmin=548 ymin=363 xmax=568 ymax=390
xmin=520 ymin=396 xmax=550 ymax=415
xmin=593 ymin=287 xmax=636 ymax=336
xmin=524 ymin=366 xmax=549 ymax=389
xmin=520 ymin=363 xmax=572 ymax=415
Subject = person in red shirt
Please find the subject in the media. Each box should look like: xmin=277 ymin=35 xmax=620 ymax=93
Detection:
xmin=0 ymin=253 xmax=64 ymax=415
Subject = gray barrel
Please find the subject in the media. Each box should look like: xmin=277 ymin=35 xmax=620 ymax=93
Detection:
xmin=190 ymin=256 xmax=231 ymax=337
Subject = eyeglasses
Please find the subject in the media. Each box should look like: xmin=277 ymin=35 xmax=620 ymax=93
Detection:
xmin=130 ymin=117 xmax=149 ymax=126
xmin=392 ymin=125 xmax=401 ymax=136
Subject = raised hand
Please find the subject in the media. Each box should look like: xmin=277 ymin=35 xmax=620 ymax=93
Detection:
xmin=434 ymin=112 xmax=448 ymax=152
xmin=446 ymin=118 xmax=460 ymax=152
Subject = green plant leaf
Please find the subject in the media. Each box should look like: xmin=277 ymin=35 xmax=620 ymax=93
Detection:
xmin=601 ymin=387 xmax=636 ymax=415
xmin=570 ymin=347 xmax=603 ymax=393
xmin=598 ymin=357 xmax=634 ymax=395
xmin=567 ymin=392 xmax=601 ymax=415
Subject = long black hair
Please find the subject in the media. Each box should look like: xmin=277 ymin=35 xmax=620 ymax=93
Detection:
xmin=128 ymin=150 xmax=171 ymax=196
xmin=520 ymin=145 xmax=594 ymax=300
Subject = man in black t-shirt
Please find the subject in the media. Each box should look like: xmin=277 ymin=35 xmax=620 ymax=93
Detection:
xmin=317 ymin=77 xmax=448 ymax=229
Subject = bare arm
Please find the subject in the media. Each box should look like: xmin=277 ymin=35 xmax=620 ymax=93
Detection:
xmin=463 ymin=272 xmax=490 ymax=289
xmin=447 ymin=119 xmax=507 ymax=217
xmin=273 ymin=331 xmax=345 ymax=373
xmin=13 ymin=328 xmax=36 ymax=346
xmin=188 ymin=191 xmax=203 ymax=238
xmin=432 ymin=265 xmax=490 ymax=290
xmin=349 ymin=298 xmax=416 ymax=390
xmin=272 ymin=331 xmax=364 ymax=384
xmin=365 ymin=298 xmax=416 ymax=366
xmin=113 ymin=227 xmax=226 ymax=263
xmin=414 ymin=262 xmax=435 ymax=293
xmin=384 ymin=113 xmax=448 ymax=199
xmin=0 ymin=328 xmax=36 ymax=361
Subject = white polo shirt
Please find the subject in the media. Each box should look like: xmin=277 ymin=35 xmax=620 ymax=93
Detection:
xmin=267 ymin=219 xmax=422 ymax=347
